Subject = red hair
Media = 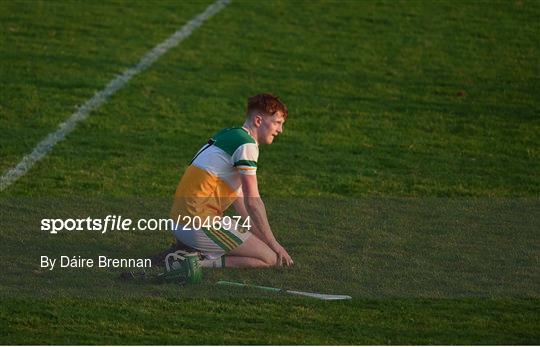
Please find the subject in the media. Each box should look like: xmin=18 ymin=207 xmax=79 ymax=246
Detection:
xmin=246 ymin=93 xmax=288 ymax=119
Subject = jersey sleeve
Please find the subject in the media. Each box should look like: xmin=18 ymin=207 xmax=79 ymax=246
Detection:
xmin=232 ymin=143 xmax=259 ymax=175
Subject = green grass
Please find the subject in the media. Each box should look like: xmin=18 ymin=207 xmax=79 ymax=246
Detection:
xmin=3 ymin=298 xmax=538 ymax=344
xmin=1 ymin=0 xmax=539 ymax=344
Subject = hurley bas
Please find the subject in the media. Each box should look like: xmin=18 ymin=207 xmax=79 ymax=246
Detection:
xmin=41 ymin=255 xmax=151 ymax=271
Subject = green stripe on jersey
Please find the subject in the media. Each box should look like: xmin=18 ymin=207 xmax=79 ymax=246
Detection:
xmin=212 ymin=127 xmax=256 ymax=156
xmin=234 ymin=160 xmax=257 ymax=167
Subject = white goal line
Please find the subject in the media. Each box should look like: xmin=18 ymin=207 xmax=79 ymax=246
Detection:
xmin=0 ymin=0 xmax=230 ymax=192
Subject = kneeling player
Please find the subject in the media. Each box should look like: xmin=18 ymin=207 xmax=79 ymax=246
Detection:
xmin=170 ymin=93 xmax=293 ymax=268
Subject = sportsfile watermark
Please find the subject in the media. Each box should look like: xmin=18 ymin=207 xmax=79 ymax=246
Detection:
xmin=1 ymin=197 xmax=538 ymax=298
xmin=40 ymin=215 xmax=251 ymax=234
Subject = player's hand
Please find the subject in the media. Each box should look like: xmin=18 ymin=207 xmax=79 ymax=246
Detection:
xmin=274 ymin=243 xmax=293 ymax=267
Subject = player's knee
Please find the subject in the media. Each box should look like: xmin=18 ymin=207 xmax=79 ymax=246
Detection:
xmin=261 ymin=252 xmax=278 ymax=267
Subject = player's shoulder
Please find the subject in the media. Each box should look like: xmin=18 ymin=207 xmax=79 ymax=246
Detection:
xmin=213 ymin=127 xmax=255 ymax=144
xmin=212 ymin=127 xmax=257 ymax=156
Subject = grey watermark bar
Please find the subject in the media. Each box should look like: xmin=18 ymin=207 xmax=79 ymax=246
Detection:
xmin=0 ymin=197 xmax=538 ymax=299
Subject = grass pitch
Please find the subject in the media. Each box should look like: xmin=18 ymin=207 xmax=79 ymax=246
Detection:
xmin=1 ymin=0 xmax=539 ymax=344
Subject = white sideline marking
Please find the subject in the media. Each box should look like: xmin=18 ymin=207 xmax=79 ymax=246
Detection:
xmin=0 ymin=0 xmax=229 ymax=192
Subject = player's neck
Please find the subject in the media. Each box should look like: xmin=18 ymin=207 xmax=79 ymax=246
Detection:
xmin=242 ymin=124 xmax=259 ymax=144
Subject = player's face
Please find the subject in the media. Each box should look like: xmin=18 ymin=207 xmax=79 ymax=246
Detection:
xmin=259 ymin=111 xmax=285 ymax=144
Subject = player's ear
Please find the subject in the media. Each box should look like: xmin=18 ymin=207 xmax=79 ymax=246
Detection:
xmin=253 ymin=114 xmax=263 ymax=127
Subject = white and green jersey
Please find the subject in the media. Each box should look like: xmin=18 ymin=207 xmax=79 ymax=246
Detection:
xmin=171 ymin=127 xmax=258 ymax=218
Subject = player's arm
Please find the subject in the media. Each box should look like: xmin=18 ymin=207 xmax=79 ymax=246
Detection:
xmin=232 ymin=195 xmax=250 ymax=221
xmin=239 ymin=174 xmax=293 ymax=266
xmin=232 ymin=192 xmax=271 ymax=247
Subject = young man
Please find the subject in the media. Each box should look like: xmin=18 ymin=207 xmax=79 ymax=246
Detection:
xmin=170 ymin=93 xmax=293 ymax=268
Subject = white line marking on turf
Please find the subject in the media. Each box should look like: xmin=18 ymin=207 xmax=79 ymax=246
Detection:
xmin=0 ymin=0 xmax=229 ymax=192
